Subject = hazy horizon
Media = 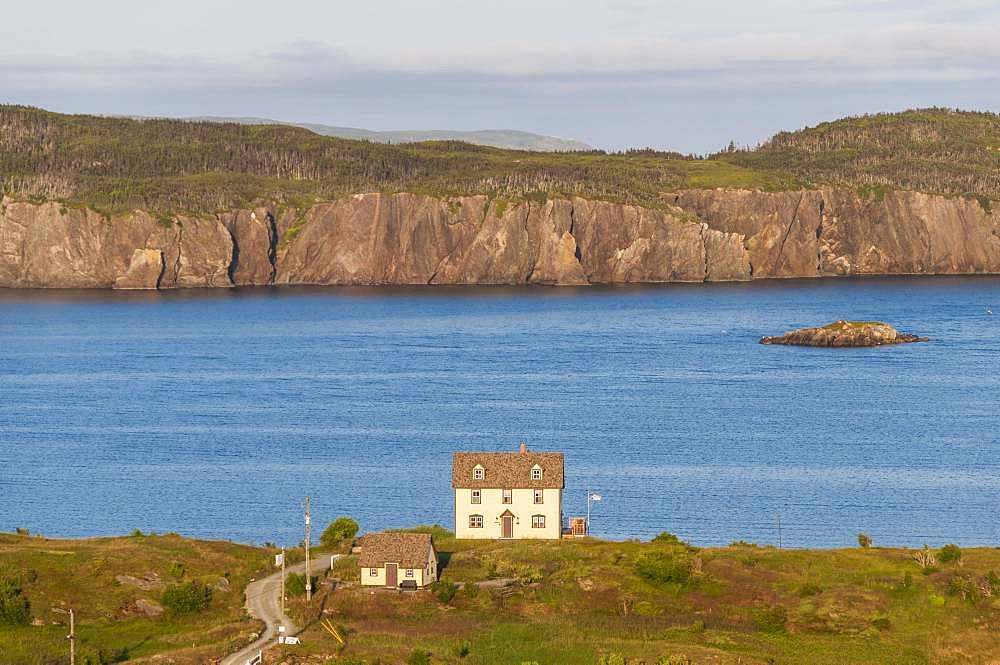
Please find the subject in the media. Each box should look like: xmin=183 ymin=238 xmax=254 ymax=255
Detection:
xmin=2 ymin=1 xmax=999 ymax=152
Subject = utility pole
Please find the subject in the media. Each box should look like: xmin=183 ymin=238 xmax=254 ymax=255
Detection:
xmin=53 ymin=607 xmax=75 ymax=665
xmin=305 ymin=496 xmax=312 ymax=602
xmin=280 ymin=547 xmax=286 ymax=618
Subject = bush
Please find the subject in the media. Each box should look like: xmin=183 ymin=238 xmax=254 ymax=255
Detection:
xmin=798 ymin=582 xmax=823 ymax=597
xmin=658 ymin=656 xmax=692 ymax=665
xmin=454 ymin=640 xmax=471 ymax=658
xmin=651 ymin=532 xmax=683 ymax=546
xmin=287 ymin=573 xmax=319 ymax=597
xmin=599 ymin=655 xmax=626 ymax=665
xmin=634 ymin=551 xmax=692 ymax=585
xmin=753 ymin=604 xmax=788 ymax=633
xmin=432 ymin=580 xmax=458 ymax=604
xmin=870 ymin=613 xmax=891 ymax=630
xmin=167 ymin=561 xmax=185 ymax=579
xmin=461 ymin=581 xmax=480 ymax=599
xmin=938 ymin=543 xmax=962 ymax=563
xmin=407 ymin=650 xmax=430 ymax=665
xmin=320 ymin=517 xmax=360 ymax=548
xmin=857 ymin=533 xmax=872 ymax=549
xmin=161 ymin=581 xmax=212 ymax=614
xmin=0 ymin=575 xmax=31 ymax=626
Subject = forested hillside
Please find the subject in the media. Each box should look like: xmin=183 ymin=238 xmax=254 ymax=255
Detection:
xmin=0 ymin=106 xmax=997 ymax=215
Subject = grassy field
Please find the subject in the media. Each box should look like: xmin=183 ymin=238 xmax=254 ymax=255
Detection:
xmin=0 ymin=531 xmax=273 ymax=664
xmin=1 ymin=106 xmax=996 ymax=217
xmin=278 ymin=528 xmax=1000 ymax=665
xmin=4 ymin=528 xmax=1000 ymax=665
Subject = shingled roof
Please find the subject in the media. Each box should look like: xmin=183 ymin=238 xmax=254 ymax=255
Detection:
xmin=357 ymin=532 xmax=435 ymax=568
xmin=452 ymin=445 xmax=565 ymax=489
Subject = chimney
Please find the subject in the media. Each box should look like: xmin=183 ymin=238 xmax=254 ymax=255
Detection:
xmin=519 ymin=441 xmax=528 ymax=454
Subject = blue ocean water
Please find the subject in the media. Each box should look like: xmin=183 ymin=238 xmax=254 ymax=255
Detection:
xmin=1 ymin=278 xmax=998 ymax=549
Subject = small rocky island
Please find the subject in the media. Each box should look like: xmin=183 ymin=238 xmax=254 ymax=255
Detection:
xmin=760 ymin=320 xmax=929 ymax=347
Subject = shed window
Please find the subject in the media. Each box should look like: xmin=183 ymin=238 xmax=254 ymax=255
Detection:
xmin=502 ymin=489 xmax=512 ymax=504
xmin=471 ymin=489 xmax=481 ymax=504
xmin=473 ymin=466 xmax=484 ymax=480
xmin=532 ymin=515 xmax=546 ymax=529
xmin=369 ymin=568 xmax=378 ymax=577
xmin=533 ymin=489 xmax=544 ymax=504
xmin=406 ymin=569 xmax=414 ymax=578
xmin=531 ymin=467 xmax=543 ymax=480
xmin=469 ymin=514 xmax=484 ymax=528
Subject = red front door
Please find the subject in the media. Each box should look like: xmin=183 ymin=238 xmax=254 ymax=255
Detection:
xmin=501 ymin=515 xmax=513 ymax=539
xmin=385 ymin=563 xmax=397 ymax=588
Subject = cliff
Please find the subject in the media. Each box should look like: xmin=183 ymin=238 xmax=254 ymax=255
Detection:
xmin=1 ymin=189 xmax=997 ymax=289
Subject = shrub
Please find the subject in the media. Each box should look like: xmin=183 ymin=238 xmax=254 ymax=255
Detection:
xmin=161 ymin=581 xmax=212 ymax=614
xmin=651 ymin=532 xmax=683 ymax=546
xmin=857 ymin=533 xmax=872 ymax=549
xmin=130 ymin=529 xmax=143 ymax=538
xmin=753 ymin=604 xmax=788 ymax=633
xmin=913 ymin=545 xmax=937 ymax=570
xmin=634 ymin=551 xmax=692 ymax=585
xmin=167 ymin=561 xmax=185 ymax=579
xmin=0 ymin=575 xmax=31 ymax=626
xmin=454 ymin=640 xmax=471 ymax=658
xmin=407 ymin=650 xmax=430 ymax=665
xmin=320 ymin=517 xmax=360 ymax=548
xmin=798 ymin=582 xmax=823 ymax=597
xmin=938 ymin=543 xmax=962 ymax=564
xmin=461 ymin=581 xmax=480 ymax=599
xmin=871 ymin=613 xmax=891 ymax=630
xmin=432 ymin=580 xmax=458 ymax=604
xmin=658 ymin=656 xmax=692 ymax=665
xmin=287 ymin=573 xmax=319 ymax=597
xmin=599 ymin=654 xmax=626 ymax=665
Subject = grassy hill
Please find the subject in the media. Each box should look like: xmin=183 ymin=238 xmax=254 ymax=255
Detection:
xmin=287 ymin=529 xmax=1000 ymax=665
xmin=1 ymin=106 xmax=997 ymax=216
xmin=0 ymin=531 xmax=272 ymax=664
xmin=3 ymin=528 xmax=1000 ymax=664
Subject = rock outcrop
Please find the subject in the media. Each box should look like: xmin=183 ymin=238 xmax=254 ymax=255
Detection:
xmin=760 ymin=320 xmax=929 ymax=347
xmin=0 ymin=189 xmax=997 ymax=289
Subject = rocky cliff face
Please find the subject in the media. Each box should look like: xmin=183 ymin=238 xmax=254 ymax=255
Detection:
xmin=0 ymin=189 xmax=996 ymax=289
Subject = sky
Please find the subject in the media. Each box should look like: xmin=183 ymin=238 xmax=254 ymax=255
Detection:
xmin=2 ymin=0 xmax=999 ymax=152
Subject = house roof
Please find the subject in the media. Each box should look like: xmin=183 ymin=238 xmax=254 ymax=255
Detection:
xmin=452 ymin=447 xmax=565 ymax=489
xmin=357 ymin=532 xmax=435 ymax=569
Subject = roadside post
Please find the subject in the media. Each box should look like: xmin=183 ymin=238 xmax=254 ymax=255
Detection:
xmin=53 ymin=607 xmax=75 ymax=665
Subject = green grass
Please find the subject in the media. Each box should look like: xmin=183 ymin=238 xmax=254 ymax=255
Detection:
xmin=278 ymin=534 xmax=1000 ymax=665
xmin=2 ymin=106 xmax=996 ymax=217
xmin=0 ymin=532 xmax=273 ymax=664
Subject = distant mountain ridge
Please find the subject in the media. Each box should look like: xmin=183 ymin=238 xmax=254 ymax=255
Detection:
xmin=187 ymin=116 xmax=593 ymax=152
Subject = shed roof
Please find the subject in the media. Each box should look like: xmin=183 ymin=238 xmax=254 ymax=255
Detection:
xmin=452 ymin=448 xmax=564 ymax=489
xmin=357 ymin=532 xmax=435 ymax=569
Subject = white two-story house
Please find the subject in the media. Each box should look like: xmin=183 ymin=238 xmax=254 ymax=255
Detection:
xmin=452 ymin=443 xmax=564 ymax=539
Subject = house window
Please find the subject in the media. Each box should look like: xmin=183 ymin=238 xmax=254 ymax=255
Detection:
xmin=502 ymin=489 xmax=512 ymax=504
xmin=471 ymin=489 xmax=481 ymax=504
xmin=406 ymin=569 xmax=414 ymax=578
xmin=533 ymin=489 xmax=544 ymax=504
xmin=369 ymin=568 xmax=378 ymax=577
xmin=532 ymin=467 xmax=542 ymax=480
xmin=532 ymin=515 xmax=546 ymax=529
xmin=469 ymin=514 xmax=484 ymax=528
xmin=473 ymin=466 xmax=484 ymax=480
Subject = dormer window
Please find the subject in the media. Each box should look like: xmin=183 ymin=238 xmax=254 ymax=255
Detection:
xmin=531 ymin=466 xmax=542 ymax=481
xmin=473 ymin=465 xmax=484 ymax=480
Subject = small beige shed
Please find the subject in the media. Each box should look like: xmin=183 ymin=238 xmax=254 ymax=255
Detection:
xmin=358 ymin=532 xmax=438 ymax=589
